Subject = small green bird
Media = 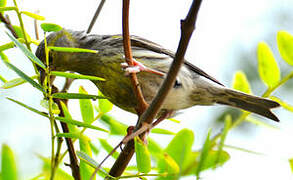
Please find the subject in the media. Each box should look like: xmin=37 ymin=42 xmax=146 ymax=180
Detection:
xmin=36 ymin=29 xmax=280 ymax=122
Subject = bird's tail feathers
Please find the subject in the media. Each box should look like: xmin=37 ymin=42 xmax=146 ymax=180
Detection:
xmin=216 ymin=88 xmax=280 ymax=122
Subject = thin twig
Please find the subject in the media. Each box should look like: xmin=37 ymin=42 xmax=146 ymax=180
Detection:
xmin=109 ymin=0 xmax=203 ymax=177
xmin=34 ymin=10 xmax=40 ymax=40
xmin=122 ymin=0 xmax=148 ymax=115
xmin=86 ymin=0 xmax=106 ymax=34
xmin=0 ymin=14 xmax=18 ymax=38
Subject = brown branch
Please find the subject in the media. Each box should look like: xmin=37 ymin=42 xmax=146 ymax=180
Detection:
xmin=109 ymin=0 xmax=203 ymax=177
xmin=86 ymin=0 xmax=106 ymax=34
xmin=52 ymin=86 xmax=81 ymax=180
xmin=0 ymin=14 xmax=18 ymax=38
xmin=122 ymin=0 xmax=148 ymax=116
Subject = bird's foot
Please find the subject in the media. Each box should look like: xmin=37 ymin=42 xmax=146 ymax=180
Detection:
xmin=121 ymin=59 xmax=165 ymax=76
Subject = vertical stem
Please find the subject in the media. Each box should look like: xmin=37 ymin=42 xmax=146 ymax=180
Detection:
xmin=43 ymin=33 xmax=57 ymax=180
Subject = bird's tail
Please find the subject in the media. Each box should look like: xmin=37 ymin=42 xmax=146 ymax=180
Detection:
xmin=216 ymin=88 xmax=280 ymax=122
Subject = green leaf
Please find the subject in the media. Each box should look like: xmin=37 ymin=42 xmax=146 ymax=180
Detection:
xmin=270 ymin=96 xmax=293 ymax=112
xmin=100 ymin=114 xmax=127 ymax=135
xmin=60 ymin=101 xmax=78 ymax=133
xmin=1 ymin=144 xmax=17 ymax=180
xmin=257 ymin=42 xmax=280 ymax=87
xmin=232 ymin=71 xmax=252 ymax=94
xmin=1 ymin=75 xmax=38 ymax=89
xmin=215 ymin=115 xmax=231 ymax=167
xmin=0 ymin=7 xmax=16 ymax=12
xmin=12 ymin=25 xmax=31 ymax=42
xmin=195 ymin=129 xmax=212 ymax=177
xmin=79 ymin=86 xmax=94 ymax=124
xmin=6 ymin=32 xmax=46 ymax=69
xmin=52 ymin=93 xmax=105 ymax=100
xmin=7 ymin=97 xmax=108 ymax=132
xmin=135 ymin=137 xmax=151 ymax=173
xmin=157 ymin=153 xmax=180 ymax=178
xmin=151 ymin=128 xmax=175 ymax=135
xmin=77 ymin=151 xmax=99 ymax=168
xmin=0 ymin=74 xmax=7 ymax=83
xmin=51 ymin=71 xmax=105 ymax=81
xmin=97 ymin=91 xmax=113 ymax=113
xmin=56 ymin=132 xmax=81 ymax=139
xmin=277 ymin=31 xmax=293 ymax=66
xmin=55 ymin=116 xmax=108 ymax=132
xmin=3 ymin=61 xmax=45 ymax=92
xmin=147 ymin=138 xmax=163 ymax=160
xmin=79 ymin=135 xmax=93 ymax=180
xmin=40 ymin=99 xmax=60 ymax=114
xmin=99 ymin=139 xmax=119 ymax=159
xmin=21 ymin=11 xmax=45 ymax=20
xmin=40 ymin=23 xmax=62 ymax=32
xmin=165 ymin=129 xmax=194 ymax=169
xmin=48 ymin=46 xmax=98 ymax=53
xmin=0 ymin=0 xmax=7 ymax=7
xmin=289 ymin=158 xmax=293 ymax=173
xmin=0 ymin=41 xmax=17 ymax=52
xmin=89 ymin=142 xmax=100 ymax=155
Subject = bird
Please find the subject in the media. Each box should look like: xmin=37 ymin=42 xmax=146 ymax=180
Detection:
xmin=35 ymin=29 xmax=280 ymax=122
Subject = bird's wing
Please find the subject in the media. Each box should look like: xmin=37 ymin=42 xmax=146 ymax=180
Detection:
xmin=130 ymin=36 xmax=224 ymax=86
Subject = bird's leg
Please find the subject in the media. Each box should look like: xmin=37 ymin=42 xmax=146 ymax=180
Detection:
xmin=121 ymin=58 xmax=165 ymax=76
xmin=122 ymin=110 xmax=173 ymax=144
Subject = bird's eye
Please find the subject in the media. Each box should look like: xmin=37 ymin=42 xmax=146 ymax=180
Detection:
xmin=174 ymin=78 xmax=182 ymax=88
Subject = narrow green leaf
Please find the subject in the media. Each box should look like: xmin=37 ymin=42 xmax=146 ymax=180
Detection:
xmin=3 ymin=61 xmax=45 ymax=92
xmin=48 ymin=46 xmax=98 ymax=53
xmin=270 ymin=96 xmax=293 ymax=112
xmin=151 ymin=128 xmax=175 ymax=135
xmin=52 ymin=92 xmax=104 ymax=100
xmin=245 ymin=117 xmax=278 ymax=129
xmin=277 ymin=31 xmax=293 ymax=66
xmin=21 ymin=11 xmax=45 ymax=20
xmin=232 ymin=71 xmax=252 ymax=94
xmin=7 ymin=97 xmax=108 ymax=132
xmin=77 ymin=151 xmax=99 ymax=168
xmin=196 ymin=129 xmax=212 ymax=177
xmin=167 ymin=118 xmax=180 ymax=123
xmin=257 ymin=42 xmax=280 ymax=87
xmin=157 ymin=153 xmax=180 ymax=177
xmin=89 ymin=142 xmax=100 ymax=155
xmin=51 ymin=71 xmax=105 ymax=81
xmin=97 ymin=91 xmax=113 ymax=113
xmin=0 ymin=0 xmax=7 ymax=7
xmin=6 ymin=32 xmax=46 ymax=69
xmin=0 ymin=74 xmax=7 ymax=83
xmin=0 ymin=42 xmax=15 ymax=52
xmin=79 ymin=135 xmax=93 ymax=180
xmin=215 ymin=115 xmax=231 ymax=167
xmin=0 ymin=7 xmax=16 ymax=12
xmin=56 ymin=133 xmax=81 ymax=139
xmin=40 ymin=23 xmax=62 ymax=32
xmin=0 ymin=51 xmax=9 ymax=62
xmin=224 ymin=144 xmax=264 ymax=155
xmin=7 ymin=97 xmax=47 ymax=117
xmin=55 ymin=116 xmax=108 ymax=132
xmin=99 ymin=139 xmax=119 ymax=159
xmin=40 ymin=99 xmax=60 ymax=114
xmin=100 ymin=114 xmax=127 ymax=135
xmin=135 ymin=137 xmax=151 ymax=173
xmin=60 ymin=101 xmax=78 ymax=133
xmin=1 ymin=75 xmax=38 ymax=89
xmin=147 ymin=138 xmax=163 ymax=159
xmin=165 ymin=129 xmax=194 ymax=169
xmin=289 ymin=158 xmax=293 ymax=173
xmin=12 ymin=25 xmax=31 ymax=42
xmin=79 ymin=86 xmax=94 ymax=124
xmin=1 ymin=144 xmax=17 ymax=180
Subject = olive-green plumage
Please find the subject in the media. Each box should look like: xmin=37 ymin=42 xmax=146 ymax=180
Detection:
xmin=36 ymin=29 xmax=280 ymax=121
